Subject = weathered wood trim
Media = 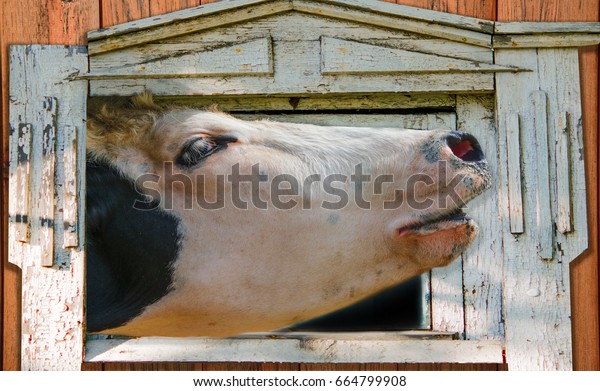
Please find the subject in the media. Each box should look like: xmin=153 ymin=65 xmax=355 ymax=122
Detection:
xmin=89 ymin=73 xmax=496 ymax=96
xmin=456 ymin=95 xmax=504 ymax=342
xmin=87 ymin=0 xmax=292 ymax=55
xmin=149 ymin=93 xmax=457 ymax=111
xmin=536 ymin=49 xmax=588 ymax=262
xmin=301 ymin=0 xmax=494 ymax=34
xmin=292 ymin=0 xmax=492 ymax=47
xmin=493 ymin=33 xmax=600 ymax=49
xmin=9 ymin=45 xmax=88 ymax=370
xmin=495 ymin=46 xmax=587 ymax=370
xmin=427 ymin=112 xmax=464 ymax=338
xmin=85 ymin=335 xmax=503 ymax=363
xmin=495 ymin=22 xmax=600 ymax=35
xmin=505 ymin=112 xmax=524 ymax=234
xmin=87 ymin=0 xmax=282 ymax=41
xmin=62 ymin=125 xmax=78 ymax=248
xmin=554 ymin=112 xmax=572 ymax=234
xmin=87 ymin=37 xmax=274 ymax=79
xmin=36 ymin=97 xmax=58 ymax=267
xmin=320 ymin=36 xmax=519 ymax=75
xmin=87 ymin=0 xmax=495 ymax=55
xmin=12 ymin=123 xmax=32 ymax=246
xmin=531 ymin=91 xmax=553 ymax=260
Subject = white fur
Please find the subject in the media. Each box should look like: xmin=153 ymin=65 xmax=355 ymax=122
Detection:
xmin=99 ymin=110 xmax=488 ymax=337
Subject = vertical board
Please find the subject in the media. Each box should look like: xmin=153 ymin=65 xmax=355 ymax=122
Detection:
xmin=1 ymin=0 xmax=100 ymax=371
xmin=428 ymin=114 xmax=464 ymax=337
xmin=495 ymin=47 xmax=588 ymax=370
xmin=505 ymin=112 xmax=524 ymax=234
xmin=456 ymin=95 xmax=504 ymax=342
xmin=497 ymin=0 xmax=600 ymax=370
xmin=8 ymin=45 xmax=87 ymax=370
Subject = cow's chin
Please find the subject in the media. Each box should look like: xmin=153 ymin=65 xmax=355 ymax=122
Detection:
xmin=391 ymin=216 xmax=479 ymax=269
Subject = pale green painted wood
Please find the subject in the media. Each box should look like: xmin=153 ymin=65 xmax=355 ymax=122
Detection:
xmin=9 ymin=45 xmax=88 ymax=370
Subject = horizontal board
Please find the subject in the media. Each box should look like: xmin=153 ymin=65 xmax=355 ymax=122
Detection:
xmin=87 ymin=37 xmax=273 ymax=78
xmin=85 ymin=336 xmax=503 ymax=363
xmin=235 ymin=112 xmax=455 ymax=129
xmin=495 ymin=22 xmax=600 ymax=34
xmin=150 ymin=93 xmax=457 ymax=111
xmin=494 ymin=33 xmax=600 ymax=48
xmin=89 ymin=72 xmax=495 ymax=95
xmin=320 ymin=37 xmax=517 ymax=75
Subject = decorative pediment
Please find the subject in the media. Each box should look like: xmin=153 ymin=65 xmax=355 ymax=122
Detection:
xmin=85 ymin=0 xmax=600 ymax=97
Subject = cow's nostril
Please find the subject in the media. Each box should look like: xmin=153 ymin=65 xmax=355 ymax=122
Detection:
xmin=446 ymin=132 xmax=484 ymax=162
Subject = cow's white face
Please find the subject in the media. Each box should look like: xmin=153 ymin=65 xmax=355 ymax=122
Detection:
xmin=87 ymin=96 xmax=490 ymax=337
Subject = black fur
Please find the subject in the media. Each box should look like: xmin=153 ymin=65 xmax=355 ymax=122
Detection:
xmin=86 ymin=158 xmax=182 ymax=333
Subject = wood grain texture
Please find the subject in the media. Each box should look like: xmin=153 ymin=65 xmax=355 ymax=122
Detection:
xmin=389 ymin=0 xmax=495 ymax=20
xmin=571 ymin=44 xmax=600 ymax=371
xmin=0 ymin=0 xmax=99 ymax=371
xmin=0 ymin=0 xmax=598 ymax=372
xmin=498 ymin=1 xmax=593 ymax=23
xmin=9 ymin=45 xmax=88 ymax=370
xmin=101 ymin=0 xmax=204 ymax=27
xmin=498 ymin=0 xmax=600 ymax=372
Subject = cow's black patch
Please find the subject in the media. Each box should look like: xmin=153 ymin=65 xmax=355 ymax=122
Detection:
xmin=86 ymin=158 xmax=182 ymax=333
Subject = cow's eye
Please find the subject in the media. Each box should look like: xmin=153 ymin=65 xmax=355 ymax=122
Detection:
xmin=175 ymin=136 xmax=236 ymax=169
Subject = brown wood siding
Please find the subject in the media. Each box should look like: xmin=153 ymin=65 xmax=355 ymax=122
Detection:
xmin=1 ymin=0 xmax=598 ymax=371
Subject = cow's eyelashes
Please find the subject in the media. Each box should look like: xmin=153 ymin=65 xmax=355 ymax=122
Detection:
xmin=175 ymin=136 xmax=235 ymax=168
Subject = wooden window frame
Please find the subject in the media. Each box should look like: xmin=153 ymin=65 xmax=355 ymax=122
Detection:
xmin=7 ymin=0 xmax=600 ymax=370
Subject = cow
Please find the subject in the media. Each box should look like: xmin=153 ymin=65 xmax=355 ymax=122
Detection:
xmin=85 ymin=93 xmax=490 ymax=337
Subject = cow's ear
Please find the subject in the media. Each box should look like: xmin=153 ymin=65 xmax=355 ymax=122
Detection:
xmin=175 ymin=135 xmax=236 ymax=169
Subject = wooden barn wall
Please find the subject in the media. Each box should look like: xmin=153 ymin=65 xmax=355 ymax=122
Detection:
xmin=0 ymin=0 xmax=598 ymax=371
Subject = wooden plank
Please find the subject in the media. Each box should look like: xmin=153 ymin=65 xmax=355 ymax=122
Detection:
xmin=85 ymin=337 xmax=503 ymax=363
xmin=13 ymin=123 xmax=32 ymax=244
xmin=150 ymin=93 xmax=457 ymax=111
xmin=235 ymin=112 xmax=455 ymax=128
xmin=62 ymin=125 xmax=78 ymax=248
xmin=553 ymin=112 xmax=572 ymax=234
xmin=426 ymin=112 xmax=464 ymax=337
xmin=497 ymin=0 xmax=599 ymax=370
xmin=495 ymin=22 xmax=600 ymax=34
xmin=90 ymin=72 xmax=495 ymax=96
xmin=313 ymin=0 xmax=495 ymax=33
xmin=90 ymin=0 xmax=494 ymax=44
xmin=531 ymin=91 xmax=553 ymax=260
xmin=497 ymin=0 xmax=595 ymax=23
xmin=1 ymin=0 xmax=99 ymax=370
xmin=292 ymin=0 xmax=492 ymax=47
xmin=9 ymin=45 xmax=88 ymax=370
xmin=87 ymin=37 xmax=273 ymax=79
xmin=495 ymin=46 xmax=582 ymax=370
xmin=387 ymin=0 xmax=497 ymax=20
xmin=570 ymin=44 xmax=600 ymax=371
xmin=456 ymin=95 xmax=504 ymax=342
xmin=93 ymin=0 xmax=272 ymax=38
xmin=88 ymin=0 xmax=293 ymax=55
xmin=494 ymin=33 xmax=600 ymax=49
xmin=320 ymin=36 xmax=518 ymax=75
xmin=505 ymin=112 xmax=524 ymax=234
xmin=35 ymin=97 xmax=57 ymax=267
xmin=536 ymin=49 xmax=588 ymax=262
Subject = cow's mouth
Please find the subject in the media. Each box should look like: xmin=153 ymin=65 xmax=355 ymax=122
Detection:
xmin=397 ymin=209 xmax=472 ymax=237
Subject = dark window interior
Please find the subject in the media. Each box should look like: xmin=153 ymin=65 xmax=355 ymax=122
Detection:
xmin=288 ymin=275 xmax=426 ymax=331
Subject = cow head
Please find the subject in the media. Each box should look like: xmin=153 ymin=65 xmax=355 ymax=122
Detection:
xmin=86 ymin=94 xmax=490 ymax=337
